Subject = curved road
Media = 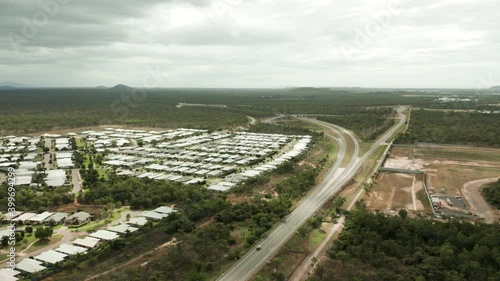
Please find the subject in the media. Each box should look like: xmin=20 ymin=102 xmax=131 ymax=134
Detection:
xmin=218 ymin=106 xmax=407 ymax=281
xmin=218 ymin=117 xmax=359 ymax=281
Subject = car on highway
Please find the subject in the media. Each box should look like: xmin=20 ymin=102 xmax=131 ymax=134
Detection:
xmin=256 ymin=245 xmax=262 ymax=251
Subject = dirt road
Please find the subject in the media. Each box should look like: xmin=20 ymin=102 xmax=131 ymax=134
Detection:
xmin=85 ymin=239 xmax=176 ymax=281
xmin=289 ymin=217 xmax=345 ymax=281
xmin=462 ymin=177 xmax=500 ymax=223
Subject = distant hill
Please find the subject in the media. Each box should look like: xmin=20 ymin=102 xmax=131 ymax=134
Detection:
xmin=0 ymin=81 xmax=39 ymax=88
xmin=95 ymin=86 xmax=108 ymax=89
xmin=108 ymin=84 xmax=133 ymax=91
xmin=489 ymin=85 xmax=500 ymax=91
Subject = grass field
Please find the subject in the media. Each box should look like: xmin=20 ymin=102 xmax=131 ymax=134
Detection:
xmin=96 ymin=169 xmax=109 ymax=180
xmin=75 ymin=138 xmax=85 ymax=149
xmin=0 ymin=232 xmax=38 ymax=253
xmin=413 ymin=146 xmax=500 ymax=162
xmin=75 ymin=207 xmax=126 ymax=232
xmin=25 ymin=233 xmax=64 ymax=253
xmin=309 ymin=229 xmax=326 ymax=249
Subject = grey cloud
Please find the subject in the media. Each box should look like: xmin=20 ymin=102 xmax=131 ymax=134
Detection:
xmin=0 ymin=0 xmax=499 ymax=88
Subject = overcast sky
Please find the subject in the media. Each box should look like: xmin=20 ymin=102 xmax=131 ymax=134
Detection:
xmin=1 ymin=0 xmax=499 ymax=88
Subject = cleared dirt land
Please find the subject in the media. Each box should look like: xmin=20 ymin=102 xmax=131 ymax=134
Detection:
xmin=364 ymin=172 xmax=429 ymax=215
xmin=381 ymin=145 xmax=500 ymax=222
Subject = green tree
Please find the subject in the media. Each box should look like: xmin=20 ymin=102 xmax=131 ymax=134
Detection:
xmin=399 ymin=208 xmax=408 ymax=219
xmin=35 ymin=226 xmax=53 ymax=240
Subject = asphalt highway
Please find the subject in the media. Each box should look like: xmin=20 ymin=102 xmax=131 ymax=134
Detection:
xmin=217 ymin=106 xmax=407 ymax=281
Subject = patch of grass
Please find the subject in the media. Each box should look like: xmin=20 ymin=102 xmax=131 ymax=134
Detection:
xmin=354 ymin=145 xmax=387 ymax=183
xmin=417 ymin=188 xmax=432 ymax=213
xmin=53 ymin=224 xmax=64 ymax=230
xmin=0 ymin=254 xmax=8 ymax=262
xmin=83 ymin=155 xmax=90 ymax=169
xmin=309 ymin=229 xmax=326 ymax=249
xmin=76 ymin=138 xmax=85 ymax=149
xmin=340 ymin=138 xmax=357 ymax=168
xmin=417 ymin=147 xmax=500 ymax=162
xmin=25 ymin=234 xmax=64 ymax=253
xmin=97 ymin=169 xmax=109 ymax=180
xmin=0 ymin=233 xmax=38 ymax=252
xmin=77 ymin=208 xmax=126 ymax=232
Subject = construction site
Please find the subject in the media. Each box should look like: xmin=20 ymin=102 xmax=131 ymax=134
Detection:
xmin=364 ymin=144 xmax=500 ymax=223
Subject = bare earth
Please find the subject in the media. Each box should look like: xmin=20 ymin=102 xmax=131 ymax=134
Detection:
xmin=385 ymin=145 xmax=500 ymax=222
xmin=384 ymin=156 xmax=424 ymax=170
xmin=462 ymin=177 xmax=500 ymax=223
xmin=364 ymin=173 xmax=426 ymax=213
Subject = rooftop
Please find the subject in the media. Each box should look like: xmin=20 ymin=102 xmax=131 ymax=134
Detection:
xmin=34 ymin=250 xmax=67 ymax=264
xmin=16 ymin=258 xmax=47 ymax=274
xmin=89 ymin=230 xmax=120 ymax=241
xmin=72 ymin=237 xmax=100 ymax=248
xmin=107 ymin=223 xmax=139 ymax=234
xmin=55 ymin=243 xmax=88 ymax=256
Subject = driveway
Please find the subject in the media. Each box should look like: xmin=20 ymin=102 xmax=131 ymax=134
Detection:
xmin=71 ymin=169 xmax=81 ymax=194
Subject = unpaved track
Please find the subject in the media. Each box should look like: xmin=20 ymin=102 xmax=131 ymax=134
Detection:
xmin=411 ymin=176 xmax=417 ymax=211
xmin=386 ymin=184 xmax=396 ymax=211
xmin=85 ymin=239 xmax=176 ymax=281
xmin=289 ymin=217 xmax=345 ymax=281
xmin=462 ymin=177 xmax=500 ymax=223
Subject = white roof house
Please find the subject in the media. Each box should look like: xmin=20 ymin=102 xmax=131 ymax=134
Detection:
xmin=15 ymin=212 xmax=37 ymax=222
xmin=55 ymin=243 xmax=88 ymax=256
xmin=107 ymin=223 xmax=139 ymax=234
xmin=29 ymin=212 xmax=54 ymax=224
xmin=16 ymin=258 xmax=47 ymax=274
xmin=34 ymin=250 xmax=68 ymax=264
xmin=45 ymin=169 xmax=67 ymax=187
xmin=140 ymin=211 xmax=169 ymax=221
xmin=153 ymin=206 xmax=175 ymax=215
xmin=0 ymin=229 xmax=11 ymax=239
xmin=57 ymin=158 xmax=74 ymax=169
xmin=72 ymin=237 xmax=101 ymax=249
xmin=46 ymin=212 xmax=69 ymax=224
xmin=208 ymin=184 xmax=233 ymax=192
xmin=14 ymin=175 xmax=32 ymax=186
xmin=89 ymin=230 xmax=119 ymax=241
xmin=0 ymin=268 xmax=20 ymax=281
xmin=126 ymin=217 xmax=148 ymax=226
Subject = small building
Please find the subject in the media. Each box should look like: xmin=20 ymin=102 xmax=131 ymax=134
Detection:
xmin=107 ymin=223 xmax=139 ymax=235
xmin=13 ymin=213 xmax=36 ymax=224
xmin=65 ymin=211 xmax=91 ymax=226
xmin=45 ymin=169 xmax=67 ymax=187
xmin=29 ymin=212 xmax=54 ymax=225
xmin=45 ymin=212 xmax=69 ymax=225
xmin=140 ymin=211 xmax=169 ymax=221
xmin=431 ymin=197 xmax=441 ymax=207
xmin=16 ymin=258 xmax=47 ymax=275
xmin=127 ymin=217 xmax=148 ymax=227
xmin=54 ymin=243 xmax=88 ymax=256
xmin=153 ymin=206 xmax=175 ymax=215
xmin=72 ymin=237 xmax=101 ymax=249
xmin=89 ymin=230 xmax=119 ymax=241
xmin=34 ymin=250 xmax=67 ymax=265
xmin=0 ymin=268 xmax=20 ymax=281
